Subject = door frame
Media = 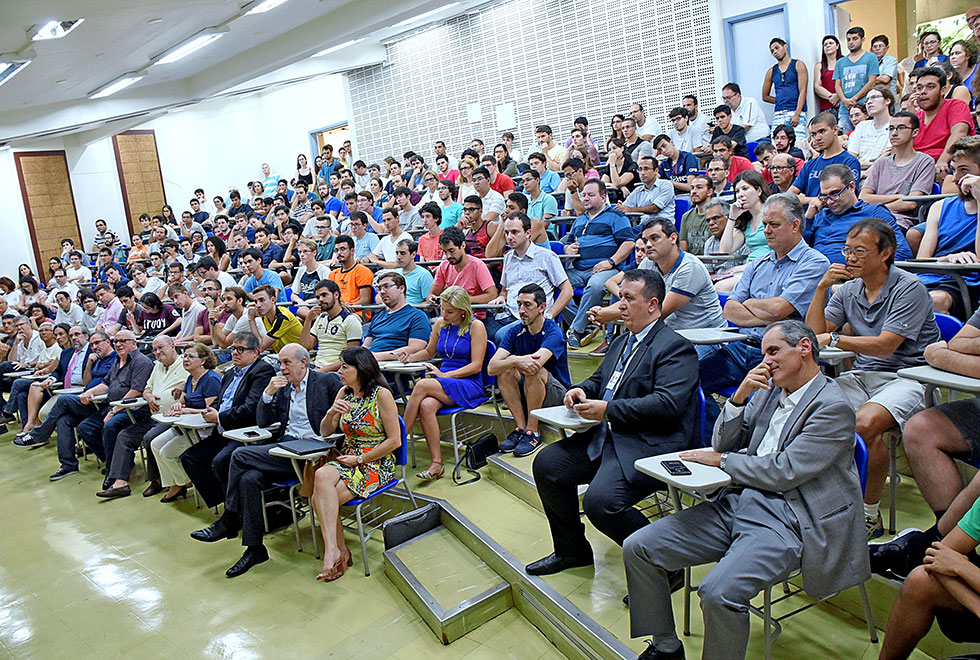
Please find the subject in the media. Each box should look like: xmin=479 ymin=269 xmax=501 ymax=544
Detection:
xmin=308 ymin=121 xmax=350 ymax=165
xmin=723 ymin=4 xmax=790 ymax=82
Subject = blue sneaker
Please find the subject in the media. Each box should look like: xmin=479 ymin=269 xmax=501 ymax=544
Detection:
xmin=514 ymin=432 xmax=543 ymax=458
xmin=567 ymin=331 xmax=583 ymax=349
xmin=499 ymin=428 xmax=525 ymax=453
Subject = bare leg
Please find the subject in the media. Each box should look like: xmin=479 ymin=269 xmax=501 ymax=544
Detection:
xmin=857 ymin=402 xmax=897 ymax=505
xmin=906 ymin=228 xmax=923 ymax=255
xmin=929 ymin=290 xmax=953 ymax=314
xmin=904 ymin=408 xmax=971 ymax=513
xmin=496 ymin=367 xmax=527 ymax=430
xmin=312 ymin=464 xmax=353 ymax=578
xmin=878 ymin=565 xmax=967 ymax=660
xmin=413 ymin=379 xmax=454 ymax=474
xmin=938 ymin=472 xmax=980 ymax=536
xmin=523 ymin=369 xmax=549 ymax=434
xmin=24 ymin=385 xmax=45 ymax=431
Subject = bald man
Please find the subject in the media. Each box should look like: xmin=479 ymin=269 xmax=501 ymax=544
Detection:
xmin=190 ymin=343 xmax=343 ymax=578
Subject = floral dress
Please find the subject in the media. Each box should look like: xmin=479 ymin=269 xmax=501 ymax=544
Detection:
xmin=330 ymin=387 xmax=395 ymax=498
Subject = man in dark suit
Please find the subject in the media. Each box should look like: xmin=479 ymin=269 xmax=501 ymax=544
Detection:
xmin=191 ymin=343 xmax=343 ymax=577
xmin=526 ymin=269 xmax=700 ymax=576
xmin=180 ymin=332 xmax=276 ymax=508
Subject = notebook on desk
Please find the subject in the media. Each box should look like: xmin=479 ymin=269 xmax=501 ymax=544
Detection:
xmin=277 ymin=438 xmax=336 ymax=456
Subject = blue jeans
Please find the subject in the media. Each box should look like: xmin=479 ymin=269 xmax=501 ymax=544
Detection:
xmin=838 ymin=105 xmax=855 ymax=133
xmin=698 ymin=341 xmax=762 ymax=426
xmin=27 ymin=394 xmax=92 ymax=471
xmin=564 ymin=267 xmax=621 ymax=334
xmin=4 ymin=377 xmax=34 ymax=421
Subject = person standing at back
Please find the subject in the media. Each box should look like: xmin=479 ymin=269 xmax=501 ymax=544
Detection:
xmin=763 ymin=38 xmax=809 ymax=146
xmin=833 ymin=26 xmax=880 ymax=133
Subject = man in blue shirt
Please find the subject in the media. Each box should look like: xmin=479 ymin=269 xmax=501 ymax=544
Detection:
xmin=653 ymin=135 xmax=700 ymax=199
xmin=699 ymin=193 xmax=830 ymax=424
xmin=529 ymin=152 xmax=562 ymax=194
xmin=791 ymin=112 xmax=862 ymax=204
xmin=834 ymin=26 xmax=880 ymax=132
xmin=253 ymin=227 xmax=285 ymax=268
xmin=561 ymin=179 xmax=636 ymax=348
xmin=804 ymin=164 xmax=913 ymax=264
xmin=240 ymin=248 xmax=287 ymax=303
xmin=489 ymin=283 xmax=571 ymax=458
xmin=362 ymin=271 xmax=430 ymax=361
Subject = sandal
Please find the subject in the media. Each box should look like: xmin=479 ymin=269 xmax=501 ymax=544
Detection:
xmin=316 ymin=556 xmax=348 ymax=582
xmin=416 ymin=463 xmax=444 ymax=481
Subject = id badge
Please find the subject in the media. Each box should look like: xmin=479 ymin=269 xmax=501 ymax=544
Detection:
xmin=606 ymin=370 xmax=622 ymax=392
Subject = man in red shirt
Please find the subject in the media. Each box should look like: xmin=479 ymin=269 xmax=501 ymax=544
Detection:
xmin=913 ymin=66 xmax=975 ymax=180
xmin=481 ymin=155 xmax=516 ymax=195
xmin=711 ymin=137 xmax=753 ymax=182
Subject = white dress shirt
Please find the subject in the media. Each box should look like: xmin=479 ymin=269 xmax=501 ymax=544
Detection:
xmin=723 ymin=373 xmax=820 ymax=456
xmin=261 ymin=371 xmax=316 ymax=439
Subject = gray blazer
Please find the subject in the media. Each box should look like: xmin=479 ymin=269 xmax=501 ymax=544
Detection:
xmin=712 ymin=373 xmax=871 ymax=599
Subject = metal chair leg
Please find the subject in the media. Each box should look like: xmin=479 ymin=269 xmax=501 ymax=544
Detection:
xmin=451 ymin=412 xmax=460 ymax=467
xmin=288 ymin=485 xmax=302 ymax=553
xmin=763 ymin=585 xmax=773 ymax=660
xmin=355 ymin=503 xmax=370 ymax=576
xmin=859 ymin=582 xmax=879 ymax=643
xmin=309 ymin=504 xmax=321 ymax=560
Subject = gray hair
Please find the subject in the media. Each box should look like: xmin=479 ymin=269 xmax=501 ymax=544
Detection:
xmin=763 ymin=192 xmax=806 ymax=229
xmin=703 ymin=199 xmax=730 ymax=216
xmin=15 ymin=315 xmax=30 ymax=325
xmin=765 ymin=320 xmax=819 ymax=364
xmin=71 ymin=325 xmax=90 ymax=338
xmin=278 ymin=343 xmax=310 ymax=363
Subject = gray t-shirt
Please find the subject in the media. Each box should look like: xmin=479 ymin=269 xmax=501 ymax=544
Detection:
xmin=862 ymin=152 xmax=935 ymax=228
xmin=825 ymin=266 xmax=940 ymax=371
xmin=640 ymin=252 xmax=726 ymax=330
xmin=968 ymin=307 xmax=980 ymax=330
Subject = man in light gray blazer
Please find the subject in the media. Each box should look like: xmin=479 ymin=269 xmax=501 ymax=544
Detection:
xmin=622 ymin=320 xmax=870 ymax=660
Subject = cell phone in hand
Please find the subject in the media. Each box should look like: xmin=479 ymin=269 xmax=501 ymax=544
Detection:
xmin=661 ymin=460 xmax=692 ymax=476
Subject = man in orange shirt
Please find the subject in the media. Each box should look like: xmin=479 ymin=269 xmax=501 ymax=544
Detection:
xmin=327 ymin=235 xmax=373 ymax=319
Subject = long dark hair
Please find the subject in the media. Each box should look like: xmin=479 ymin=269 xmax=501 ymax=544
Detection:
xmin=205 ymin=235 xmax=227 ymax=258
xmin=340 ymin=347 xmax=388 ymax=396
xmin=732 ymin=170 xmax=770 ymax=232
xmin=608 ymin=114 xmax=626 ymax=142
xmin=821 ymin=35 xmax=843 ymax=73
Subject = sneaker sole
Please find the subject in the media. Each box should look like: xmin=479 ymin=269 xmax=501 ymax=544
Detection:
xmin=514 ymin=443 xmax=542 ymax=458
xmin=869 ymin=527 xmax=923 ymax=547
xmin=50 ymin=470 xmax=79 ymax=482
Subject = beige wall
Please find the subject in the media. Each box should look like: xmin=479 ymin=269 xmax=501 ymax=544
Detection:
xmin=842 ymin=0 xmax=899 ymax=49
xmin=916 ymin=0 xmax=975 ymax=24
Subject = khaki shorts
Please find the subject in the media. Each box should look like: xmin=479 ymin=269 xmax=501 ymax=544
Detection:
xmin=835 ymin=371 xmax=929 ymax=431
xmin=519 ymin=371 xmax=568 ymax=408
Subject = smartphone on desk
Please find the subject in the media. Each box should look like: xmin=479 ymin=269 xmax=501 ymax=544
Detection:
xmin=120 ymin=398 xmax=138 ymax=404
xmin=244 ymin=430 xmax=261 ymax=438
xmin=661 ymin=460 xmax=692 ymax=476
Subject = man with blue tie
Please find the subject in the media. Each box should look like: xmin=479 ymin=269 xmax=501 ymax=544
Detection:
xmin=178 ymin=332 xmax=276 ymax=509
xmin=525 ymin=269 xmax=700 ymax=576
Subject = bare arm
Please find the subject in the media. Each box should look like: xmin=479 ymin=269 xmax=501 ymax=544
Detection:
xmin=761 ymin=68 xmax=776 ymax=104
xmin=794 ymin=61 xmax=809 ymax=119
xmin=918 ymin=198 xmax=944 ymax=258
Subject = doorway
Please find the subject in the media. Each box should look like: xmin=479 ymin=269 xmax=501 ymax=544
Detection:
xmin=309 ymin=122 xmax=351 ymax=168
xmin=723 ymin=5 xmax=790 ymax=123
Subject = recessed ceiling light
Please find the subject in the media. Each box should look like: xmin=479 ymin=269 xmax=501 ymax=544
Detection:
xmin=32 ymin=19 xmax=85 ymax=41
xmin=152 ymin=27 xmax=228 ymax=65
xmin=148 ymin=17 xmax=163 ymax=25
xmin=243 ymin=0 xmax=289 ymax=15
xmin=391 ymin=2 xmax=460 ymax=29
xmin=313 ymin=38 xmax=365 ymax=57
xmin=0 ymin=58 xmax=32 ymax=89
xmin=89 ymin=73 xmax=145 ymax=99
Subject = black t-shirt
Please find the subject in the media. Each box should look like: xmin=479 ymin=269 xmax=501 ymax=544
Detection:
xmin=712 ymin=124 xmax=749 ymax=157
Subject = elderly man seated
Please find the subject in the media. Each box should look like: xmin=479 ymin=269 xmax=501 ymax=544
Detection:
xmin=190 ymin=343 xmax=342 ymax=578
xmin=623 ymin=321 xmax=869 ymax=660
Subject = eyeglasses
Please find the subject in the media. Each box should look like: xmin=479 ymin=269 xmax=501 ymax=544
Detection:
xmin=768 ymin=165 xmax=794 ymax=172
xmin=817 ymin=187 xmax=848 ymax=202
xmin=374 ymin=282 xmax=398 ymax=292
xmin=110 ymin=338 xmax=134 ymax=346
xmin=463 ymin=206 xmax=481 ymax=212
xmin=230 ymin=346 xmax=252 ymax=354
xmin=886 ymin=125 xmax=912 ymax=133
xmin=841 ymin=246 xmax=872 ymax=258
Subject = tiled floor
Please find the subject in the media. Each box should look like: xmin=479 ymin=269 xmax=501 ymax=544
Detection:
xmin=0 ymin=411 xmax=957 ymax=660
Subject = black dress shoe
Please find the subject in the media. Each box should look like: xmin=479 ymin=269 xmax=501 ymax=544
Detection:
xmin=96 ymin=485 xmax=132 ymax=499
xmin=142 ymin=481 xmax=163 ymax=498
xmin=190 ymin=520 xmax=239 ymax=543
xmin=525 ymin=552 xmax=593 ymax=576
xmin=225 ymin=546 xmax=269 ymax=578
xmin=101 ymin=477 xmax=112 ymax=491
xmin=160 ymin=485 xmax=189 ymax=503
xmin=637 ymin=641 xmax=685 ymax=659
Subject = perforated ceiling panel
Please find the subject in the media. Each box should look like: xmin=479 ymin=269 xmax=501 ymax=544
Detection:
xmin=346 ymin=0 xmax=716 ymax=165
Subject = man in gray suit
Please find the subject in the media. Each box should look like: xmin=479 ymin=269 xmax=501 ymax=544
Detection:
xmin=622 ymin=320 xmax=870 ymax=660
xmin=190 ymin=343 xmax=342 ymax=578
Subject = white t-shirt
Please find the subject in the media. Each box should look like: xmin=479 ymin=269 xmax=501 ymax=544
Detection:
xmin=636 ymin=116 xmax=663 ymax=139
xmin=731 ymin=97 xmax=770 ymax=142
xmin=177 ymin=301 xmax=205 ymax=339
xmin=55 ymin=303 xmax=85 ymax=327
xmin=134 ymin=277 xmax=166 ymax=299
xmin=848 ymin=119 xmax=891 ymax=166
xmin=65 ymin=265 xmax=92 ymax=283
xmin=224 ymin=312 xmax=267 ymax=338
xmin=479 ymin=189 xmax=506 ymax=218
xmin=372 ymin=231 xmax=412 ymax=262
xmin=216 ymin=271 xmax=236 ymax=290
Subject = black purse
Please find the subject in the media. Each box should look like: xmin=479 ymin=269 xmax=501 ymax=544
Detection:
xmin=452 ymin=432 xmax=499 ymax=485
xmin=382 ymin=503 xmax=441 ymax=549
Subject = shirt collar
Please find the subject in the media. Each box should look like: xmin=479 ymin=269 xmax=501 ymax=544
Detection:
xmin=630 ymin=317 xmax=659 ymax=344
xmin=780 ymin=372 xmax=820 ymax=408
xmin=760 ymin=238 xmax=806 ymax=263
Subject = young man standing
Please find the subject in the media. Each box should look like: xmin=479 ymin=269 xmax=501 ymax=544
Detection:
xmin=834 ymin=26 xmax=881 ymax=133
xmin=299 ymin=280 xmax=362 ymax=372
xmin=488 ymin=284 xmax=571 ymax=458
xmin=762 ymin=38 xmax=809 ymax=143
xmin=860 ymin=111 xmax=936 ymax=230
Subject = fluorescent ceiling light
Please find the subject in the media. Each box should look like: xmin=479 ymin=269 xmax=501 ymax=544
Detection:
xmin=0 ymin=58 xmax=31 ymax=89
xmin=32 ymin=19 xmax=85 ymax=41
xmin=152 ymin=27 xmax=228 ymax=65
xmin=243 ymin=0 xmax=289 ymax=15
xmin=313 ymin=38 xmax=365 ymax=57
xmin=89 ymin=73 xmax=145 ymax=99
xmin=391 ymin=2 xmax=460 ymax=29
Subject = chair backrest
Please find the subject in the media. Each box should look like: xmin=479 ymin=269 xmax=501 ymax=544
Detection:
xmin=931 ymin=182 xmax=941 ymax=195
xmin=697 ymin=387 xmax=709 ymax=448
xmin=674 ymin=198 xmax=691 ymax=232
xmin=717 ymin=292 xmax=729 ymax=309
xmin=549 ymin=241 xmax=564 ymax=257
xmin=935 ymin=312 xmax=964 ymax=342
xmin=746 ymin=142 xmax=760 ymax=162
xmin=855 ymin=433 xmax=869 ymax=495
xmin=481 ymin=341 xmax=497 ymax=390
xmin=394 ymin=415 xmax=408 ymax=467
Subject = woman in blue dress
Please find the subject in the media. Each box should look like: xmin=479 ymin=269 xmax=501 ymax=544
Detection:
xmin=397 ymin=286 xmax=487 ymax=480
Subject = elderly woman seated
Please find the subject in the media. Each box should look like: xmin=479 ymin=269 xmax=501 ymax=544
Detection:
xmin=396 ymin=286 xmax=487 ymax=480
xmin=311 ymin=347 xmax=401 ymax=582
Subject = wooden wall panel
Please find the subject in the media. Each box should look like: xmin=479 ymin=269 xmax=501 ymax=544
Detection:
xmin=112 ymin=130 xmax=166 ymax=238
xmin=13 ymin=151 xmax=83 ymax=284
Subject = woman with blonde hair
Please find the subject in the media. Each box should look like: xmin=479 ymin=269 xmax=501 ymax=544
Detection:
xmin=418 ymin=170 xmax=441 ymax=206
xmin=455 ymin=157 xmax=479 ymax=201
xmin=396 ymin=286 xmax=487 ymax=480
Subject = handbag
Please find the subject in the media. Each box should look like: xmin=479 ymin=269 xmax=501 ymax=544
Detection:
xmin=452 ymin=432 xmax=498 ymax=485
xmin=382 ymin=503 xmax=441 ymax=549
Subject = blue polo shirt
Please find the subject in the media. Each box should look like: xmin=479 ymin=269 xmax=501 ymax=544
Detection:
xmin=90 ymin=351 xmax=117 ymax=389
xmin=658 ymin=151 xmax=700 ymax=183
xmin=500 ymin=318 xmax=571 ymax=388
xmin=365 ymin=305 xmax=431 ymax=352
xmin=260 ymin=242 xmax=285 ymax=267
xmin=526 ymin=191 xmax=559 ymax=220
xmin=561 ymin=206 xmax=634 ymax=270
xmin=804 ymin=201 xmax=913 ymax=264
xmin=243 ymin=269 xmax=287 ymax=303
xmin=792 ymin=152 xmax=862 ymax=198
xmin=731 ymin=239 xmax=830 ymax=340
xmin=539 ymin=169 xmax=561 ymax=194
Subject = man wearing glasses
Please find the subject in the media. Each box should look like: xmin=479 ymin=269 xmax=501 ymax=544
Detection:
xmin=72 ymin=330 xmax=154 ymax=498
xmin=803 ymin=164 xmax=912 ymax=265
xmin=768 ymin=154 xmax=799 ymax=194
xmin=180 ymin=332 xmax=276 ymax=511
xmin=806 ymin=218 xmax=940 ymax=540
xmin=859 ymin=111 xmax=936 ymax=230
xmin=362 ymin=272 xmax=429 ymax=362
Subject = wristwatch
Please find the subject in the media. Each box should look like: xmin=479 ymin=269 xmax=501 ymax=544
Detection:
xmin=606 ymin=258 xmax=617 ymax=268
xmin=356 ymin=454 xmax=363 ymax=465
xmin=828 ymin=332 xmax=841 ymax=349
xmin=719 ymin=452 xmax=729 ymax=470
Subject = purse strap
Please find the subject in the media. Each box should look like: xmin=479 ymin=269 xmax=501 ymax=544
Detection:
xmin=452 ymin=446 xmax=482 ymax=485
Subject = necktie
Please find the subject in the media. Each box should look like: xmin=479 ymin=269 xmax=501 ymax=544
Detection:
xmin=591 ymin=333 xmax=639 ymax=460
xmin=65 ymin=349 xmax=82 ymax=388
